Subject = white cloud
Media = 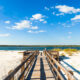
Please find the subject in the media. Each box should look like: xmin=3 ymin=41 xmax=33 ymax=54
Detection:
xmin=27 ymin=30 xmax=46 ymax=33
xmin=12 ymin=20 xmax=32 ymax=30
xmin=30 ymin=14 xmax=44 ymax=21
xmin=5 ymin=20 xmax=10 ymax=24
xmin=55 ymin=5 xmax=80 ymax=14
xmin=30 ymin=13 xmax=47 ymax=23
xmin=44 ymin=6 xmax=49 ymax=10
xmin=0 ymin=33 xmax=10 ymax=37
xmin=31 ymin=26 xmax=38 ymax=29
xmin=71 ymin=15 xmax=80 ymax=20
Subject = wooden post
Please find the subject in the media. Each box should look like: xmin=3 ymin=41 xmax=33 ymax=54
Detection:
xmin=68 ymin=70 xmax=74 ymax=80
xmin=68 ymin=70 xmax=73 ymax=75
xmin=8 ymin=70 xmax=14 ymax=80
xmin=21 ymin=58 xmax=25 ymax=80
xmin=57 ymin=52 xmax=60 ymax=63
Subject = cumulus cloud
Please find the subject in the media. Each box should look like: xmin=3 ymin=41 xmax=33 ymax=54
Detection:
xmin=30 ymin=13 xmax=47 ymax=23
xmin=27 ymin=30 xmax=46 ymax=33
xmin=5 ymin=20 xmax=10 ymax=24
xmin=0 ymin=33 xmax=10 ymax=37
xmin=8 ymin=19 xmax=39 ymax=30
xmin=30 ymin=14 xmax=44 ymax=21
xmin=55 ymin=5 xmax=80 ymax=14
xmin=12 ymin=20 xmax=32 ymax=30
xmin=71 ymin=15 xmax=80 ymax=20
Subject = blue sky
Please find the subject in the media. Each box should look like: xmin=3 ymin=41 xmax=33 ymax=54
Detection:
xmin=0 ymin=0 xmax=80 ymax=45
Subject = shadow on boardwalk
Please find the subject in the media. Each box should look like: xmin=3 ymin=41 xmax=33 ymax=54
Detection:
xmin=40 ymin=58 xmax=46 ymax=80
xmin=26 ymin=56 xmax=37 ymax=80
xmin=26 ymin=57 xmax=46 ymax=80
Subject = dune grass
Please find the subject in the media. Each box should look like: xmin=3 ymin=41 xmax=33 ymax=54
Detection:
xmin=64 ymin=49 xmax=78 ymax=56
xmin=51 ymin=48 xmax=78 ymax=56
xmin=64 ymin=49 xmax=77 ymax=52
xmin=51 ymin=48 xmax=62 ymax=51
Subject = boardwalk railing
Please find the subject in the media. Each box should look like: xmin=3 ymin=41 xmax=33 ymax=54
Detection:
xmin=4 ymin=51 xmax=39 ymax=80
xmin=44 ymin=50 xmax=76 ymax=80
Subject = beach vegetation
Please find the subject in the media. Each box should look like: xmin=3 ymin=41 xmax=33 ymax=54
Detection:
xmin=64 ymin=49 xmax=77 ymax=52
xmin=51 ymin=48 xmax=62 ymax=51
xmin=64 ymin=49 xmax=78 ymax=56
xmin=67 ymin=52 xmax=73 ymax=56
xmin=60 ymin=53 xmax=65 ymax=56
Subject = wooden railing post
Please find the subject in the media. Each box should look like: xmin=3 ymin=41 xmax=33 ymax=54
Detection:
xmin=21 ymin=59 xmax=25 ymax=80
xmin=57 ymin=66 xmax=60 ymax=80
xmin=4 ymin=51 xmax=37 ymax=80
xmin=8 ymin=70 xmax=14 ymax=80
xmin=57 ymin=52 xmax=60 ymax=80
xmin=68 ymin=70 xmax=74 ymax=80
xmin=46 ymin=51 xmax=76 ymax=80
xmin=44 ymin=50 xmax=46 ymax=56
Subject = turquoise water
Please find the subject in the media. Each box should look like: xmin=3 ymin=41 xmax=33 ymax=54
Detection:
xmin=0 ymin=46 xmax=80 ymax=50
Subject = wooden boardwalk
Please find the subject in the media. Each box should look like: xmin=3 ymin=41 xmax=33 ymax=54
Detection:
xmin=28 ymin=52 xmax=55 ymax=80
xmin=4 ymin=50 xmax=76 ymax=80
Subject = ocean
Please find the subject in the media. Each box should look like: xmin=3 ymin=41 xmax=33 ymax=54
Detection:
xmin=0 ymin=46 xmax=80 ymax=50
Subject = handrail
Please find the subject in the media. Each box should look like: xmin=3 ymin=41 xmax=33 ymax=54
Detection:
xmin=18 ymin=54 xmax=35 ymax=79
xmin=45 ymin=51 xmax=76 ymax=80
xmin=4 ymin=51 xmax=38 ymax=80
xmin=46 ymin=52 xmax=64 ymax=80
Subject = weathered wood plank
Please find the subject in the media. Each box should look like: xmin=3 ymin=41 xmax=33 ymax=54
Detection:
xmin=30 ymin=52 xmax=55 ymax=80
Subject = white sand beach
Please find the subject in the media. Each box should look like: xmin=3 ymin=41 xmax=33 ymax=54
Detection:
xmin=60 ymin=51 xmax=80 ymax=79
xmin=0 ymin=50 xmax=23 ymax=80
